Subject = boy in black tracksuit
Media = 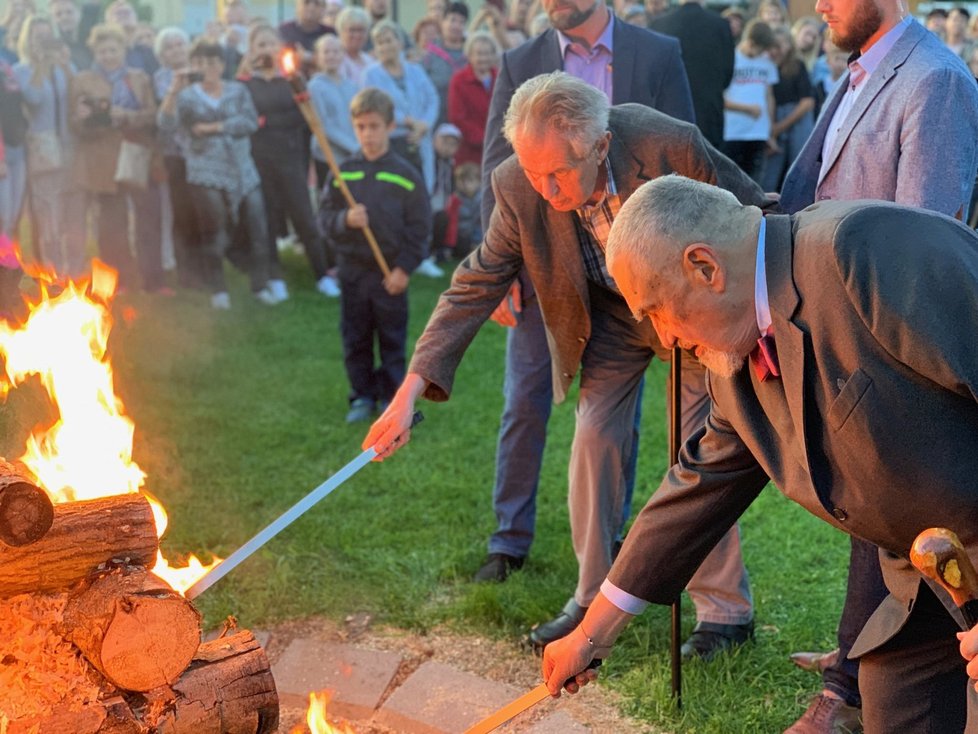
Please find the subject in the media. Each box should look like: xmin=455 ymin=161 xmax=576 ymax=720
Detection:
xmin=319 ymin=88 xmax=431 ymax=423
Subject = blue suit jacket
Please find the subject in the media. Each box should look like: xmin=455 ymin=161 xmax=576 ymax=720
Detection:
xmin=479 ymin=21 xmax=695 ymax=227
xmin=780 ymin=20 xmax=978 ymax=218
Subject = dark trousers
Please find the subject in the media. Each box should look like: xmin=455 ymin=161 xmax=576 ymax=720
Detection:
xmin=824 ymin=537 xmax=889 ymax=707
xmin=255 ymin=149 xmax=330 ymax=278
xmin=339 ymin=269 xmax=407 ymax=405
xmin=722 ymin=139 xmax=768 ymax=185
xmin=164 ymin=156 xmax=203 ymax=288
xmin=858 ymin=582 xmax=977 ymax=733
xmin=190 ymin=184 xmax=269 ymax=293
xmin=96 ymin=186 xmax=163 ymax=291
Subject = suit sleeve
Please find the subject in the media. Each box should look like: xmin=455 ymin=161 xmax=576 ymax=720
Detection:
xmin=893 ymin=65 xmax=978 ymax=219
xmin=652 ymin=38 xmax=695 ymax=124
xmin=608 ymin=398 xmax=769 ymax=604
xmin=480 ymin=51 xmax=517 ymax=230
xmin=408 ymin=169 xmax=526 ymax=400
xmin=681 ymin=122 xmax=769 ymax=207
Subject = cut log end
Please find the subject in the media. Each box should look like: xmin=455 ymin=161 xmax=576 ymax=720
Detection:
xmin=0 ymin=480 xmax=54 ymax=547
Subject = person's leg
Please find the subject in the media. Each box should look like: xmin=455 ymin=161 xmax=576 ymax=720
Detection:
xmin=254 ymin=157 xmax=285 ymax=282
xmin=240 ymin=186 xmax=271 ymax=293
xmin=60 ymin=182 xmax=89 ymax=279
xmin=487 ymin=296 xmax=553 ymax=561
xmin=280 ymin=153 xmax=329 ymax=280
xmin=95 ymin=192 xmax=136 ymax=288
xmin=372 ymin=279 xmax=408 ymax=406
xmin=129 ymin=184 xmax=164 ymax=291
xmin=188 ymin=184 xmax=230 ymax=294
xmin=339 ymin=270 xmax=379 ymax=406
xmin=165 ymin=156 xmax=202 ymax=288
xmin=28 ymin=171 xmax=63 ymax=272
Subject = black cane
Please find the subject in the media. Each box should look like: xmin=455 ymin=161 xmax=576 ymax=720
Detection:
xmin=669 ymin=346 xmax=683 ymax=706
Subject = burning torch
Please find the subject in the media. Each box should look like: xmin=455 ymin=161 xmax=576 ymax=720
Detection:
xmin=280 ymin=49 xmax=391 ymax=278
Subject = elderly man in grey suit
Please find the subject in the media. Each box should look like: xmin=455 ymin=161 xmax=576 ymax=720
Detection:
xmin=364 ymin=73 xmax=765 ymax=650
xmin=777 ymin=0 xmax=978 ymax=728
xmin=543 ymin=175 xmax=978 ymax=734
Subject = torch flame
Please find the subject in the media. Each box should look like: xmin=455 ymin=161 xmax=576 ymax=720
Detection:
xmin=0 ymin=260 xmax=220 ymax=594
xmin=293 ymin=691 xmax=356 ymax=734
xmin=282 ymin=48 xmax=297 ymax=77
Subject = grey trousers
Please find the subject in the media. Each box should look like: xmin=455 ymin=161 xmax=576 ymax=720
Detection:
xmin=570 ymin=287 xmax=753 ymax=624
xmin=29 ymin=169 xmax=87 ymax=278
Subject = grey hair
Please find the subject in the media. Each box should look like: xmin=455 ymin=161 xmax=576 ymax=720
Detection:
xmin=463 ymin=29 xmax=498 ymax=58
xmin=370 ymin=18 xmax=402 ymax=44
xmin=337 ymin=6 xmax=370 ymax=32
xmin=503 ymin=71 xmax=609 ymax=157
xmin=607 ymin=175 xmax=747 ymax=292
xmin=153 ymin=25 xmax=189 ymax=59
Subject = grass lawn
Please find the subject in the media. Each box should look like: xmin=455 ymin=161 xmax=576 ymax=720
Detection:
xmin=0 ymin=253 xmax=851 ymax=733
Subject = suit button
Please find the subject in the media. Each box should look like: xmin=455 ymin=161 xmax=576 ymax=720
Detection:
xmin=832 ymin=507 xmax=848 ymax=522
xmin=563 ymin=372 xmax=572 ymax=379
xmin=578 ymin=337 xmax=586 ymax=343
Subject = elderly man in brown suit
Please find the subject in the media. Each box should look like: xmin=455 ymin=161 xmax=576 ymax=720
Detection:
xmin=364 ymin=71 xmax=766 ymax=651
xmin=543 ymin=175 xmax=978 ymax=733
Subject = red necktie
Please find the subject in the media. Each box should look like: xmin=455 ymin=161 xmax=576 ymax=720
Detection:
xmin=751 ymin=332 xmax=780 ymax=382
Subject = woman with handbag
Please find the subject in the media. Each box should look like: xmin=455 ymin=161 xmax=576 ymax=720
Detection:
xmin=14 ymin=15 xmax=87 ymax=278
xmin=68 ymin=23 xmax=165 ymax=292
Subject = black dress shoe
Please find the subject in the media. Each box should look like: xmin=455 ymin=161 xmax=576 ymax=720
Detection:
xmin=527 ymin=598 xmax=587 ymax=652
xmin=473 ymin=553 xmax=525 ymax=583
xmin=681 ymin=620 xmax=755 ymax=661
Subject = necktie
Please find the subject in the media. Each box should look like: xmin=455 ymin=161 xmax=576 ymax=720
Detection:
xmin=751 ymin=332 xmax=780 ymax=382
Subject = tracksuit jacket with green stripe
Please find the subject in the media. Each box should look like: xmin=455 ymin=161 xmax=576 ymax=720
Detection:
xmin=318 ymin=149 xmax=431 ymax=275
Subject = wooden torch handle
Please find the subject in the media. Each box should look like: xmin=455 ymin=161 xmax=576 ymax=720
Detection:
xmin=910 ymin=527 xmax=978 ymax=627
xmin=295 ymin=101 xmax=392 ymax=278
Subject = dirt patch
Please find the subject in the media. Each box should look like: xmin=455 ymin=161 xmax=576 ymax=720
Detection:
xmin=262 ymin=615 xmax=663 ymax=733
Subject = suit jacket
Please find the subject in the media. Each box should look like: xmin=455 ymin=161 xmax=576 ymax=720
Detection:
xmin=780 ymin=20 xmax=978 ymax=218
xmin=480 ymin=20 xmax=695 ymax=228
xmin=409 ymin=104 xmax=765 ymax=405
xmin=609 ymin=200 xmax=978 ymax=651
xmin=650 ymin=2 xmax=735 ymax=148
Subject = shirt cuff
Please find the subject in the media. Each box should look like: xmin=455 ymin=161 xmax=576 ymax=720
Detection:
xmin=600 ymin=579 xmax=650 ymax=615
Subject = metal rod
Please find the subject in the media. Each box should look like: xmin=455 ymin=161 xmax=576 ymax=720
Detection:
xmin=669 ymin=346 xmax=683 ymax=707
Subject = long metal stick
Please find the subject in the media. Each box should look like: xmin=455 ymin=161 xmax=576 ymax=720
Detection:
xmin=184 ymin=412 xmax=423 ymax=600
xmin=669 ymin=346 xmax=683 ymax=707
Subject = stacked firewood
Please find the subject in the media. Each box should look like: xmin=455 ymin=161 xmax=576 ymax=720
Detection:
xmin=0 ymin=462 xmax=279 ymax=734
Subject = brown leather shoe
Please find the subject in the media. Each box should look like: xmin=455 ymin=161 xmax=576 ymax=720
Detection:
xmin=790 ymin=648 xmax=840 ymax=673
xmin=784 ymin=694 xmax=862 ymax=734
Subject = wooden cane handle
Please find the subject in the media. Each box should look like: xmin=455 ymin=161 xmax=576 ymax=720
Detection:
xmin=910 ymin=528 xmax=978 ymax=609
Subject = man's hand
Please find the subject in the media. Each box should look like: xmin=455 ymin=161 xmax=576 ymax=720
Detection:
xmin=363 ymin=374 xmax=429 ymax=460
xmin=489 ymin=280 xmax=522 ymax=327
xmin=958 ymin=628 xmax=978 ymax=689
xmin=192 ymin=121 xmax=222 ymax=137
xmin=542 ymin=626 xmax=600 ymax=697
xmin=384 ymin=266 xmax=409 ymax=295
xmin=346 ymin=203 xmax=369 ymax=229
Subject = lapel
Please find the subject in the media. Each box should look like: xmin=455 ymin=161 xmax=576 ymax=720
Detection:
xmin=610 ymin=21 xmax=636 ymax=105
xmin=541 ymin=29 xmax=565 ymax=74
xmin=608 ymin=121 xmax=653 ymax=199
xmin=819 ymin=22 xmax=923 ymax=183
xmin=762 ymin=214 xmax=812 ymax=475
xmin=542 ymin=201 xmax=588 ymax=306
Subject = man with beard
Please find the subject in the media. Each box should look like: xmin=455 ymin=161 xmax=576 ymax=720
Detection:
xmin=542 ymin=174 xmax=978 ymax=734
xmin=777 ymin=0 xmax=978 ymax=729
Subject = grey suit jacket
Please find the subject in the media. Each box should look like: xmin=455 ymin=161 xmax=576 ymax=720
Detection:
xmin=780 ymin=20 xmax=978 ymax=218
xmin=409 ymin=104 xmax=765 ymax=405
xmin=608 ymin=201 xmax=978 ymax=650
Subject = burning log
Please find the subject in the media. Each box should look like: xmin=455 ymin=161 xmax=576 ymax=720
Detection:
xmin=0 ymin=457 xmax=54 ymax=546
xmin=0 ymin=494 xmax=158 ymax=598
xmin=64 ymin=567 xmax=202 ymax=692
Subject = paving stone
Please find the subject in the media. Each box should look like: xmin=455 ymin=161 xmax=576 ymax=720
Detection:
xmin=271 ymin=638 xmax=403 ymax=720
xmin=524 ymin=710 xmax=590 ymax=733
xmin=374 ymin=660 xmax=523 ymax=734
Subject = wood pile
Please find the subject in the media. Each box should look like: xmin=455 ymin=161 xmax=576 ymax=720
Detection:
xmin=0 ymin=470 xmax=279 ymax=734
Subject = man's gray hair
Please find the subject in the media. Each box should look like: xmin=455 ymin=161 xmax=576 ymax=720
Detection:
xmin=503 ymin=71 xmax=609 ymax=157
xmin=153 ymin=26 xmax=190 ymax=59
xmin=337 ymin=6 xmax=370 ymax=32
xmin=607 ymin=175 xmax=746 ymax=276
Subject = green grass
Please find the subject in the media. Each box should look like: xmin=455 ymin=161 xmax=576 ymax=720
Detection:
xmin=0 ymin=254 xmax=851 ymax=732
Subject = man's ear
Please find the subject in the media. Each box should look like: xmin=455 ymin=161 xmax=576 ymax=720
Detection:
xmin=682 ymin=243 xmax=725 ymax=293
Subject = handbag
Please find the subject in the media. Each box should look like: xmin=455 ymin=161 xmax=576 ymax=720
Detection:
xmin=26 ymin=130 xmax=63 ymax=174
xmin=114 ymin=139 xmax=152 ymax=189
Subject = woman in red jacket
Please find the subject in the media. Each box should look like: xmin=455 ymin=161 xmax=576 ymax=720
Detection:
xmin=446 ymin=31 xmax=498 ymax=167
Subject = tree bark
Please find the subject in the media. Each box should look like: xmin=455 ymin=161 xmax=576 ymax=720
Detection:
xmin=64 ymin=567 xmax=202 ymax=692
xmin=0 ymin=458 xmax=54 ymax=546
xmin=0 ymin=494 xmax=158 ymax=598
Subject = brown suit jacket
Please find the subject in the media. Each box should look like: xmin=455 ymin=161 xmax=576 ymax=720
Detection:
xmin=608 ymin=200 xmax=978 ymax=651
xmin=409 ymin=103 xmax=767 ymax=404
xmin=68 ymin=68 xmax=160 ymax=194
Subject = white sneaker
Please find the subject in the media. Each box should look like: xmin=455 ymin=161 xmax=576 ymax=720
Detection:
xmin=316 ymin=275 xmax=341 ymax=297
xmin=268 ymin=278 xmax=289 ymax=302
xmin=255 ymin=286 xmax=278 ymax=305
xmin=415 ymin=256 xmax=444 ymax=277
xmin=211 ymin=291 xmax=231 ymax=310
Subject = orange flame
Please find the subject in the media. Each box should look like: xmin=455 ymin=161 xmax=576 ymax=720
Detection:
xmin=292 ymin=691 xmax=356 ymax=734
xmin=0 ymin=260 xmax=220 ymax=594
xmin=282 ymin=48 xmax=297 ymax=77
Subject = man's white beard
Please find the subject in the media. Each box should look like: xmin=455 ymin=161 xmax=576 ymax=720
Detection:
xmin=698 ymin=349 xmax=745 ymax=378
